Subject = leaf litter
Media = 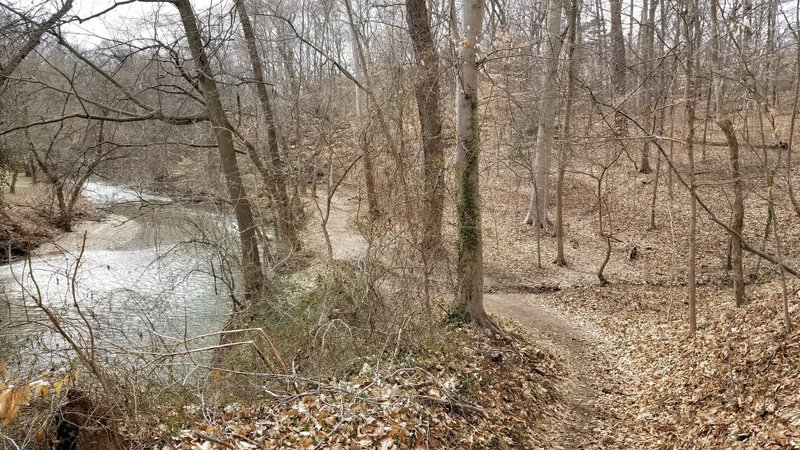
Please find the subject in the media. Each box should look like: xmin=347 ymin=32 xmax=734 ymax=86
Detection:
xmin=157 ymin=322 xmax=565 ymax=450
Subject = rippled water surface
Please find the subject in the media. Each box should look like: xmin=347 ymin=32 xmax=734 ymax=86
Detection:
xmin=0 ymin=180 xmax=234 ymax=369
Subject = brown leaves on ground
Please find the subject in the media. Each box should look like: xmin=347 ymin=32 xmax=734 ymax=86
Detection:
xmin=539 ymin=282 xmax=800 ymax=449
xmin=157 ymin=324 xmax=564 ymax=450
xmin=476 ymin=145 xmax=800 ymax=449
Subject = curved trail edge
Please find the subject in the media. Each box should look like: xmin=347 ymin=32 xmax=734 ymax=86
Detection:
xmin=320 ymin=194 xmax=622 ymax=449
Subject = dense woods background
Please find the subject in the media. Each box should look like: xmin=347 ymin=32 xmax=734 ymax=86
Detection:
xmin=1 ymin=0 xmax=800 ymax=447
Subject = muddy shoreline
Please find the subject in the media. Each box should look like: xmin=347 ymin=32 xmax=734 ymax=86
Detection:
xmin=0 ymin=176 xmax=175 ymax=264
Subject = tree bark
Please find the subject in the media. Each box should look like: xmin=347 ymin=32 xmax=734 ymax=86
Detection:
xmin=405 ymin=0 xmax=444 ymax=263
xmin=638 ymin=0 xmax=656 ymax=173
xmin=555 ymin=0 xmax=580 ymax=266
xmin=788 ymin=6 xmax=800 ymax=217
xmin=235 ymin=0 xmax=300 ymax=252
xmin=0 ymin=0 xmax=74 ymax=91
xmin=764 ymin=0 xmax=777 ymax=107
xmin=524 ymin=0 xmax=563 ymax=230
xmin=710 ymin=0 xmax=724 ymax=115
xmin=683 ymin=0 xmax=699 ymax=334
xmin=766 ymin=174 xmax=793 ymax=332
xmin=173 ymin=0 xmax=264 ymax=304
xmin=343 ymin=0 xmax=380 ymax=221
xmin=609 ymin=0 xmax=627 ymax=135
xmin=717 ymin=119 xmax=745 ymax=306
xmin=454 ymin=0 xmax=491 ymax=327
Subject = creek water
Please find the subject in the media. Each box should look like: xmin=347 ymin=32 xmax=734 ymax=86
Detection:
xmin=0 ymin=180 xmax=235 ymax=372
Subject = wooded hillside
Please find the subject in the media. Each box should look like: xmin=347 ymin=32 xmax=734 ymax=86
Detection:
xmin=1 ymin=0 xmax=799 ymax=448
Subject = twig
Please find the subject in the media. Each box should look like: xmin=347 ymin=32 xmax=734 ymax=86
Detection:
xmin=1 ymin=435 xmax=21 ymax=450
xmin=417 ymin=395 xmax=488 ymax=418
xmin=193 ymin=431 xmax=235 ymax=449
xmin=312 ymin=420 xmax=344 ymax=450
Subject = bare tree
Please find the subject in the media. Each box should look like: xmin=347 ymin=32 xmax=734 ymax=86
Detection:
xmin=637 ymin=0 xmax=656 ymax=173
xmin=343 ymin=0 xmax=380 ymax=221
xmin=555 ymin=0 xmax=580 ymax=266
xmin=524 ymin=0 xmax=563 ymax=231
xmin=609 ymin=0 xmax=626 ymax=135
xmin=0 ymin=0 xmax=73 ymax=92
xmin=717 ymin=119 xmax=745 ymax=306
xmin=683 ymin=0 xmax=699 ymax=334
xmin=454 ymin=0 xmax=491 ymax=327
xmin=163 ymin=0 xmax=265 ymax=304
xmin=405 ymin=0 xmax=444 ymax=263
xmin=235 ymin=0 xmax=300 ymax=253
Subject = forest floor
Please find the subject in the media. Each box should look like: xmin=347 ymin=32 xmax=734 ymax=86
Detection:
xmin=5 ymin=158 xmax=800 ymax=449
xmin=306 ymin=145 xmax=800 ymax=449
xmin=306 ymin=193 xmax=627 ymax=449
xmin=474 ymin=155 xmax=800 ymax=449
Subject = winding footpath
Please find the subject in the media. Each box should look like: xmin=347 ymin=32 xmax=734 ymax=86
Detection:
xmin=485 ymin=290 xmax=623 ymax=449
xmin=320 ymin=194 xmax=624 ymax=449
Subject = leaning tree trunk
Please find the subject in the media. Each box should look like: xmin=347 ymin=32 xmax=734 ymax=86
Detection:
xmin=0 ymin=0 xmax=73 ymax=92
xmin=235 ymin=0 xmax=300 ymax=252
xmin=454 ymin=0 xmax=491 ymax=327
xmin=717 ymin=119 xmax=745 ymax=306
xmin=174 ymin=0 xmax=263 ymax=304
xmin=524 ymin=0 xmax=564 ymax=231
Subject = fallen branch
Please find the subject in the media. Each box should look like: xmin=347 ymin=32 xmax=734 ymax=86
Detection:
xmin=417 ymin=394 xmax=488 ymax=418
xmin=193 ymin=431 xmax=236 ymax=449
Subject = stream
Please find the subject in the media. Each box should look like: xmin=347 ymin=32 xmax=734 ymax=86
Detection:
xmin=0 ymin=180 xmax=236 ymax=372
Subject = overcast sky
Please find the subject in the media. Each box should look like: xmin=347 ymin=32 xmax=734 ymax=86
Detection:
xmin=59 ymin=0 xmax=230 ymax=46
xmin=58 ymin=3 xmax=142 ymax=45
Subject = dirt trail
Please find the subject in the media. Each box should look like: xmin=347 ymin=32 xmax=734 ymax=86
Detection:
xmin=485 ymin=288 xmax=622 ymax=449
xmin=319 ymin=195 xmax=622 ymax=449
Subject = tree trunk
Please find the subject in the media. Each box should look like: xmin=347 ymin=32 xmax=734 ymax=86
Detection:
xmin=343 ymin=0 xmax=380 ymax=221
xmin=8 ymin=171 xmax=17 ymax=194
xmin=788 ymin=9 xmax=800 ymax=217
xmin=684 ymin=0 xmax=698 ymax=334
xmin=638 ymin=0 xmax=656 ymax=173
xmin=235 ymin=0 xmax=300 ymax=252
xmin=524 ymin=0 xmax=563 ymax=231
xmin=454 ymin=0 xmax=491 ymax=327
xmin=405 ymin=0 xmax=444 ymax=263
xmin=173 ymin=0 xmax=263 ymax=304
xmin=710 ymin=0 xmax=724 ymax=115
xmin=610 ymin=0 xmax=627 ymax=135
xmin=717 ymin=119 xmax=745 ymax=306
xmin=0 ymin=0 xmax=73 ymax=91
xmin=598 ymin=235 xmax=611 ymax=285
xmin=555 ymin=0 xmax=580 ymax=266
xmin=766 ymin=173 xmax=793 ymax=332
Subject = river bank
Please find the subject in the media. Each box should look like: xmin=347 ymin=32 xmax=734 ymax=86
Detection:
xmin=0 ymin=178 xmax=232 ymax=374
xmin=0 ymin=175 xmax=104 ymax=263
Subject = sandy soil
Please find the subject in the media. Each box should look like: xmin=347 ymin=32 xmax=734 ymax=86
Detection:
xmin=304 ymin=194 xmax=368 ymax=260
xmin=34 ymin=213 xmax=141 ymax=255
xmin=2 ymin=175 xmax=140 ymax=258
